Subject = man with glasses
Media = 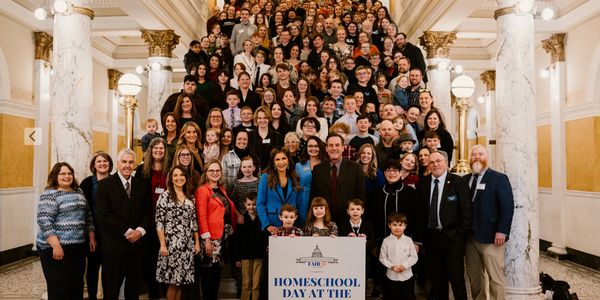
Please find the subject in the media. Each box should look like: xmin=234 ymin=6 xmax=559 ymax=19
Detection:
xmin=419 ymin=150 xmax=472 ymax=300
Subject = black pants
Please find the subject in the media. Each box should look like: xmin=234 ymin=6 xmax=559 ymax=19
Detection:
xmin=383 ymin=276 xmax=415 ymax=300
xmin=39 ymin=243 xmax=86 ymax=300
xmin=182 ymin=255 xmax=202 ymax=300
xmin=102 ymin=248 xmax=143 ymax=300
xmin=142 ymin=228 xmax=161 ymax=298
xmin=85 ymin=245 xmax=102 ymax=300
xmin=426 ymin=229 xmax=467 ymax=300
xmin=200 ymin=265 xmax=222 ymax=300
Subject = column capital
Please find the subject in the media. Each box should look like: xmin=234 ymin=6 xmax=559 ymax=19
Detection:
xmin=33 ymin=31 xmax=53 ymax=62
xmin=107 ymin=69 xmax=123 ymax=90
xmin=480 ymin=70 xmax=496 ymax=91
xmin=419 ymin=31 xmax=456 ymax=59
xmin=542 ymin=33 xmax=566 ymax=64
xmin=141 ymin=30 xmax=180 ymax=58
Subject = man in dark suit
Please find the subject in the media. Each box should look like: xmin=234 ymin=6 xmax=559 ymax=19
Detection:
xmin=96 ymin=149 xmax=150 ymax=300
xmin=310 ymin=134 xmax=366 ymax=222
xmin=420 ymin=150 xmax=472 ymax=300
xmin=464 ymin=145 xmax=514 ymax=300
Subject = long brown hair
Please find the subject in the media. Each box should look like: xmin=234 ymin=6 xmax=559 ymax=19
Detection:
xmin=400 ymin=152 xmax=419 ymax=175
xmin=199 ymin=159 xmax=224 ymax=186
xmin=167 ymin=165 xmax=193 ymax=201
xmin=356 ymin=143 xmax=378 ymax=179
xmin=173 ymin=94 xmax=197 ymax=120
xmin=46 ymin=162 xmax=79 ymax=190
xmin=305 ymin=197 xmax=332 ymax=228
xmin=266 ymin=147 xmax=301 ymax=191
xmin=142 ymin=138 xmax=169 ymax=177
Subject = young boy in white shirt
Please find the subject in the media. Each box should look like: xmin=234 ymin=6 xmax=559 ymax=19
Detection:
xmin=379 ymin=212 xmax=418 ymax=299
xmin=334 ymin=95 xmax=359 ymax=135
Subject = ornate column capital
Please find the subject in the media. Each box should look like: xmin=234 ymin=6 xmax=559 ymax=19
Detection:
xmin=480 ymin=70 xmax=496 ymax=91
xmin=542 ymin=33 xmax=566 ymax=64
xmin=107 ymin=69 xmax=123 ymax=90
xmin=33 ymin=31 xmax=53 ymax=62
xmin=418 ymin=31 xmax=457 ymax=59
xmin=141 ymin=30 xmax=180 ymax=58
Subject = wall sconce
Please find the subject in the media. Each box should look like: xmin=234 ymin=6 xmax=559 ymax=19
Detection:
xmin=495 ymin=0 xmax=555 ymax=21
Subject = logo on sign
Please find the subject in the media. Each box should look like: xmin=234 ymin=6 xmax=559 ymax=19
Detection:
xmin=296 ymin=245 xmax=339 ymax=269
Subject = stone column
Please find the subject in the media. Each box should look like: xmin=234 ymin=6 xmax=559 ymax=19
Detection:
xmin=51 ymin=0 xmax=94 ymax=181
xmin=480 ymin=70 xmax=496 ymax=167
xmin=419 ymin=31 xmax=457 ymax=151
xmin=108 ymin=69 xmax=123 ymax=160
xmin=141 ymin=30 xmax=179 ymax=132
xmin=495 ymin=0 xmax=543 ymax=298
xmin=32 ymin=31 xmax=53 ymax=250
xmin=542 ymin=33 xmax=568 ymax=257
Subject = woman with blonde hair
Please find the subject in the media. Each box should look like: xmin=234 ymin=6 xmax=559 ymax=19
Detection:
xmin=177 ymin=122 xmax=204 ymax=173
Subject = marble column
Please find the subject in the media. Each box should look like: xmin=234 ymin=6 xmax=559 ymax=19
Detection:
xmin=542 ymin=33 xmax=568 ymax=257
xmin=32 ymin=32 xmax=53 ymax=250
xmin=480 ymin=70 xmax=496 ymax=167
xmin=419 ymin=31 xmax=457 ymax=148
xmin=495 ymin=0 xmax=543 ymax=298
xmin=141 ymin=30 xmax=179 ymax=132
xmin=107 ymin=69 xmax=123 ymax=160
xmin=51 ymin=0 xmax=94 ymax=180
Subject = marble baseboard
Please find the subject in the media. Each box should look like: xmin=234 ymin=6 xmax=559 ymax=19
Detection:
xmin=541 ymin=239 xmax=600 ymax=271
xmin=0 ymin=244 xmax=34 ymax=267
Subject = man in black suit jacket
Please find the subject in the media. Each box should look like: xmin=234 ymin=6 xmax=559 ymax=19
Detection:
xmin=420 ymin=150 xmax=472 ymax=300
xmin=96 ymin=149 xmax=150 ymax=300
xmin=464 ymin=145 xmax=514 ymax=300
xmin=310 ymin=134 xmax=366 ymax=222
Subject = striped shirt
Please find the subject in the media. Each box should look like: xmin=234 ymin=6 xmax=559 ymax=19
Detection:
xmin=36 ymin=189 xmax=94 ymax=250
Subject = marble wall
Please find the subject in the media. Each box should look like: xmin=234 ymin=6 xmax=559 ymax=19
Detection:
xmin=0 ymin=114 xmax=34 ymax=188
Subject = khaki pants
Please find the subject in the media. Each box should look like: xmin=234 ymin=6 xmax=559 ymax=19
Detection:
xmin=241 ymin=259 xmax=263 ymax=300
xmin=465 ymin=234 xmax=506 ymax=300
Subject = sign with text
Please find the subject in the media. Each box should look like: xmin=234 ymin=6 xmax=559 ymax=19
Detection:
xmin=269 ymin=236 xmax=365 ymax=299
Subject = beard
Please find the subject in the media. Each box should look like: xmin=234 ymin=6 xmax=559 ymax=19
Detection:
xmin=471 ymin=159 xmax=488 ymax=174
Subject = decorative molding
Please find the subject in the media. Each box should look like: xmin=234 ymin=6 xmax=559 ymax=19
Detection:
xmin=0 ymin=187 xmax=34 ymax=195
xmin=33 ymin=32 xmax=53 ymax=62
xmin=140 ymin=30 xmax=180 ymax=58
xmin=541 ymin=33 xmax=566 ymax=64
xmin=419 ymin=31 xmax=457 ymax=59
xmin=107 ymin=69 xmax=123 ymax=90
xmin=563 ymin=102 xmax=600 ymax=121
xmin=113 ymin=45 xmax=151 ymax=59
xmin=10 ymin=87 xmax=33 ymax=104
xmin=480 ymin=70 xmax=496 ymax=91
xmin=564 ymin=190 xmax=600 ymax=199
xmin=0 ymin=99 xmax=36 ymax=119
xmin=536 ymin=111 xmax=551 ymax=126
xmin=539 ymin=187 xmax=552 ymax=194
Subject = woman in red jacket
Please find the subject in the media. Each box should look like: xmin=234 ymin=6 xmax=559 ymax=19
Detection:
xmin=195 ymin=159 xmax=240 ymax=300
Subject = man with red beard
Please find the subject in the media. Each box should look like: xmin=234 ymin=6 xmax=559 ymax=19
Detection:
xmin=464 ymin=145 xmax=514 ymax=300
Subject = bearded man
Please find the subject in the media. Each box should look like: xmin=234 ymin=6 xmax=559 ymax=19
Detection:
xmin=464 ymin=145 xmax=514 ymax=300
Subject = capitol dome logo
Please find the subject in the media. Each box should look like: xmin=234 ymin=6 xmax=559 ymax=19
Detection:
xmin=296 ymin=245 xmax=339 ymax=268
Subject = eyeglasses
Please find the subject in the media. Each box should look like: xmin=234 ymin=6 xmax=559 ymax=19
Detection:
xmin=179 ymin=153 xmax=191 ymax=157
xmin=58 ymin=172 xmax=73 ymax=176
xmin=210 ymin=115 xmax=223 ymax=119
xmin=384 ymin=169 xmax=399 ymax=174
xmin=206 ymin=169 xmax=221 ymax=173
xmin=303 ymin=124 xmax=316 ymax=129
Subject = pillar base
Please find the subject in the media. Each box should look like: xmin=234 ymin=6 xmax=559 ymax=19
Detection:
xmin=506 ymin=287 xmax=544 ymax=300
xmin=547 ymin=244 xmax=568 ymax=256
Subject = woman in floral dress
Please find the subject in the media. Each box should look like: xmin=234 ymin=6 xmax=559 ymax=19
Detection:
xmin=155 ymin=165 xmax=201 ymax=300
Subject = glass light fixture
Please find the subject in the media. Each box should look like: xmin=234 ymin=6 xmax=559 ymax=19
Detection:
xmin=517 ymin=0 xmax=534 ymax=13
xmin=150 ymin=62 xmax=161 ymax=71
xmin=53 ymin=0 xmax=69 ymax=13
xmin=451 ymin=74 xmax=475 ymax=98
xmin=117 ymin=73 xmax=142 ymax=96
xmin=34 ymin=7 xmax=48 ymax=20
xmin=540 ymin=68 xmax=550 ymax=79
xmin=541 ymin=7 xmax=555 ymax=20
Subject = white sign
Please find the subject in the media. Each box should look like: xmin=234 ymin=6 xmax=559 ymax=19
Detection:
xmin=269 ymin=237 xmax=366 ymax=299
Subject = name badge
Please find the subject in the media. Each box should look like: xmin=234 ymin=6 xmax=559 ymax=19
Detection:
xmin=262 ymin=138 xmax=271 ymax=144
xmin=155 ymin=187 xmax=165 ymax=194
xmin=477 ymin=183 xmax=486 ymax=190
xmin=239 ymin=29 xmax=245 ymax=33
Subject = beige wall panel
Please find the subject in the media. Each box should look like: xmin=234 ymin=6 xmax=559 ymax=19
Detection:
xmin=537 ymin=125 xmax=552 ymax=188
xmin=565 ymin=118 xmax=600 ymax=191
xmin=93 ymin=131 xmax=109 ymax=154
xmin=0 ymin=15 xmax=34 ymax=104
xmin=0 ymin=114 xmax=34 ymax=188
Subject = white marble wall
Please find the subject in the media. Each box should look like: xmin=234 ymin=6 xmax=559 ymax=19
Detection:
xmin=484 ymin=90 xmax=497 ymax=167
xmin=147 ymin=56 xmax=172 ymax=132
xmin=51 ymin=1 xmax=93 ymax=181
xmin=495 ymin=0 xmax=543 ymax=298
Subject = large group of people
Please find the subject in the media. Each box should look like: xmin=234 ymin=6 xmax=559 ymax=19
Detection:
xmin=36 ymin=0 xmax=517 ymax=299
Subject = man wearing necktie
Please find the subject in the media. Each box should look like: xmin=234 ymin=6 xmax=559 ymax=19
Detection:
xmin=464 ymin=145 xmax=514 ymax=300
xmin=96 ymin=149 xmax=149 ymax=300
xmin=419 ymin=150 xmax=472 ymax=300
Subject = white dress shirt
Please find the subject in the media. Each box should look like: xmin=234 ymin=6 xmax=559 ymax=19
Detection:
xmin=379 ymin=234 xmax=418 ymax=281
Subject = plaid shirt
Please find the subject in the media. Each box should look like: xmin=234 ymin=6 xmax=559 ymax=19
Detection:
xmin=277 ymin=226 xmax=304 ymax=236
xmin=221 ymin=150 xmax=241 ymax=192
xmin=342 ymin=144 xmax=357 ymax=161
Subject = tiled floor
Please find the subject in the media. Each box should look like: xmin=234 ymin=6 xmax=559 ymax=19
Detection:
xmin=0 ymin=254 xmax=597 ymax=299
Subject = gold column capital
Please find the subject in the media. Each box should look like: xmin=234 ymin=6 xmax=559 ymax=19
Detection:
xmin=108 ymin=69 xmax=123 ymax=90
xmin=419 ymin=31 xmax=457 ymax=59
xmin=33 ymin=31 xmax=53 ymax=62
xmin=542 ymin=33 xmax=566 ymax=64
xmin=141 ymin=29 xmax=180 ymax=57
xmin=480 ymin=70 xmax=496 ymax=91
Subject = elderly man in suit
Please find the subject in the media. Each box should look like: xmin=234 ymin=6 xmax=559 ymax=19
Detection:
xmin=310 ymin=133 xmax=366 ymax=223
xmin=465 ymin=145 xmax=514 ymax=300
xmin=96 ymin=148 xmax=150 ymax=300
xmin=420 ymin=150 xmax=472 ymax=300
